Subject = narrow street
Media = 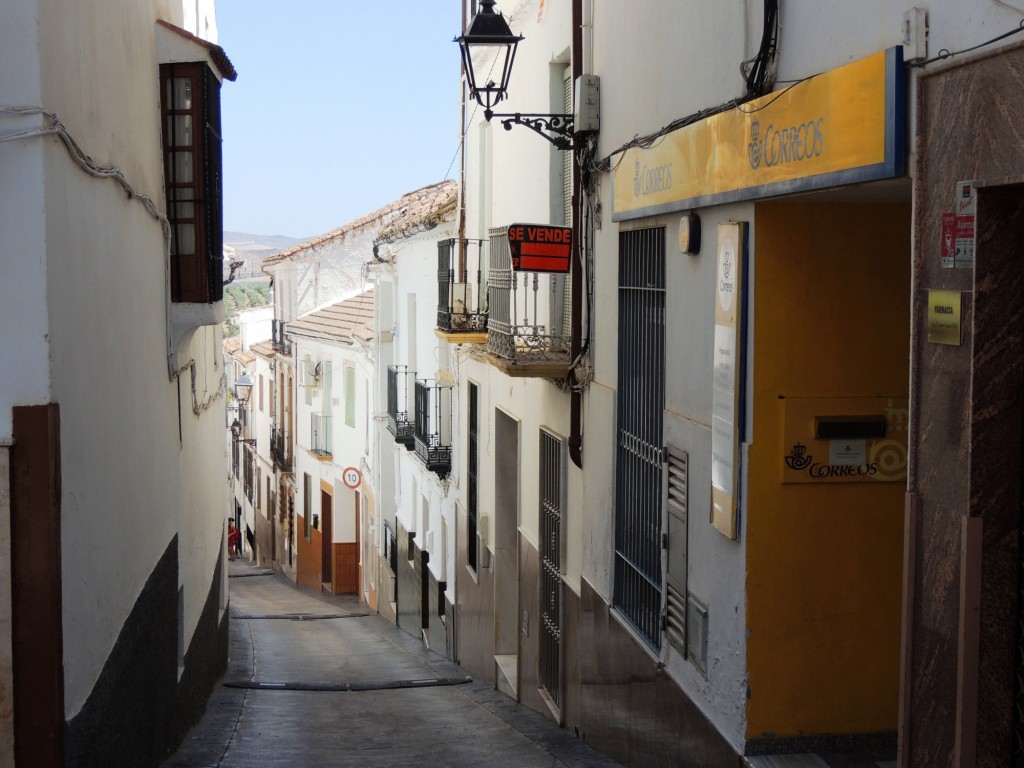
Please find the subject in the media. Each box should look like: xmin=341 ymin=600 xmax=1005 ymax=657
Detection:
xmin=162 ymin=560 xmax=624 ymax=768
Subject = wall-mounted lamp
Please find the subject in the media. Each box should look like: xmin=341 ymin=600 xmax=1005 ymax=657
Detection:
xmin=230 ymin=418 xmax=256 ymax=447
xmin=456 ymin=0 xmax=580 ymax=150
xmin=234 ymin=372 xmax=254 ymax=405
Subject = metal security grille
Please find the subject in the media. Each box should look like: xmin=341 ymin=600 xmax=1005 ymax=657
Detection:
xmin=556 ymin=70 xmax=573 ymax=341
xmin=663 ymin=448 xmax=689 ymax=656
xmin=1015 ymin=510 xmax=1024 ymax=764
xmin=539 ymin=429 xmax=564 ymax=708
xmin=467 ymin=383 xmax=479 ymax=571
xmin=613 ymin=227 xmax=666 ymax=649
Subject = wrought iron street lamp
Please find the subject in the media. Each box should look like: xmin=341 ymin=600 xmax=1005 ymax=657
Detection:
xmin=456 ymin=0 xmax=575 ymax=150
xmin=231 ymin=373 xmax=256 ymax=447
xmin=230 ymin=418 xmax=256 ymax=447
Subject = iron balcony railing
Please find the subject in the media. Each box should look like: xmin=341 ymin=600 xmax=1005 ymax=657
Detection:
xmin=383 ymin=520 xmax=398 ymax=575
xmin=386 ymin=365 xmax=415 ymax=448
xmin=271 ymin=319 xmax=292 ymax=355
xmin=413 ymin=379 xmax=453 ymax=475
xmin=270 ymin=426 xmax=292 ymax=472
xmin=243 ymin=445 xmax=254 ymax=502
xmin=310 ymin=412 xmax=331 ymax=456
xmin=437 ymin=238 xmax=488 ymax=333
xmin=486 ymin=226 xmax=572 ymax=364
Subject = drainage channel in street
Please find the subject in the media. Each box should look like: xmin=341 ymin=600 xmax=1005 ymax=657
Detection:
xmin=223 ymin=677 xmax=474 ymax=692
xmin=231 ymin=612 xmax=371 ymax=620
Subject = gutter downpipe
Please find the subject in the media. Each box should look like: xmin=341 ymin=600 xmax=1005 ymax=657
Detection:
xmin=569 ymin=0 xmax=584 ymax=468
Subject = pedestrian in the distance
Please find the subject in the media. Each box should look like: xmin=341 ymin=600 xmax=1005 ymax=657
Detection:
xmin=228 ymin=521 xmax=241 ymax=561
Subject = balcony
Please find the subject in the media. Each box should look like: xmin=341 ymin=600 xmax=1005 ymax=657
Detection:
xmin=486 ymin=226 xmax=572 ymax=378
xmin=271 ymin=426 xmax=292 ymax=473
xmin=414 ymin=379 xmax=453 ymax=475
xmin=272 ymin=318 xmax=293 ymax=356
xmin=436 ymin=238 xmax=487 ymax=343
xmin=243 ymin=445 xmax=254 ymax=502
xmin=386 ymin=365 xmax=415 ymax=449
xmin=310 ymin=412 xmax=331 ymax=458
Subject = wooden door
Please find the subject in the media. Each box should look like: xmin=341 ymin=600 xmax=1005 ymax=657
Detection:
xmin=321 ymin=490 xmax=333 ymax=587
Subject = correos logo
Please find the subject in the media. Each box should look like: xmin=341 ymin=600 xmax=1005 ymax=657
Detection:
xmin=748 ymin=118 xmax=825 ymax=170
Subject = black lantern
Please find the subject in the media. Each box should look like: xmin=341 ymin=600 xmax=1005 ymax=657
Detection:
xmin=455 ymin=0 xmax=578 ymax=150
xmin=455 ymin=0 xmax=522 ymax=120
xmin=230 ymin=418 xmax=256 ymax=447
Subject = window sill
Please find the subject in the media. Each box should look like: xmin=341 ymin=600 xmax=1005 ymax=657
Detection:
xmin=171 ymin=300 xmax=225 ymax=351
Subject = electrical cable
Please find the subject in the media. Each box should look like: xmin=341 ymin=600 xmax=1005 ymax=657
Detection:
xmin=589 ymin=0 xmax=780 ymax=175
xmin=1 ymin=105 xmax=225 ymax=410
xmin=911 ymin=18 xmax=1024 ymax=67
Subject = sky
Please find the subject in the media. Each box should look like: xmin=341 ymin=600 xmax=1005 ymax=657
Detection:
xmin=216 ymin=1 xmax=463 ymax=240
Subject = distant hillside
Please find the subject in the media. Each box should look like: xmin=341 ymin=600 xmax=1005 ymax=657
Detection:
xmin=224 ymin=231 xmax=304 ymax=279
xmin=225 ymin=231 xmax=304 ymax=251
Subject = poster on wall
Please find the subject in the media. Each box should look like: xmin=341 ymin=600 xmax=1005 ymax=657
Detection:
xmin=711 ymin=221 xmax=747 ymax=540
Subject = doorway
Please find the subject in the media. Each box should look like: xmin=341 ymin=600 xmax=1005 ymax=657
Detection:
xmin=321 ymin=490 xmax=333 ymax=590
xmin=971 ymin=183 xmax=1024 ymax=764
xmin=494 ymin=409 xmax=520 ymax=697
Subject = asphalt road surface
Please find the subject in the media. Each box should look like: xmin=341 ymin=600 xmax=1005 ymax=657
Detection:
xmin=162 ymin=559 xmax=624 ymax=768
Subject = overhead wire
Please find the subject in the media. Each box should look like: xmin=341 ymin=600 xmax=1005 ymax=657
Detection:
xmin=910 ymin=18 xmax=1024 ymax=67
xmin=1 ymin=105 xmax=223 ymax=412
xmin=589 ymin=0 xmax=781 ymax=175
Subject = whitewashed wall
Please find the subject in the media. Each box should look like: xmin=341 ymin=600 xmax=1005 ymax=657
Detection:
xmin=388 ymin=226 xmax=459 ymax=589
xmin=0 ymin=0 xmax=229 ymax=719
xmin=459 ymin=0 xmax=576 ymax=558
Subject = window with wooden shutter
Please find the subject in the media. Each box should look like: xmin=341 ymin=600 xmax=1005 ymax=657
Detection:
xmin=160 ymin=62 xmax=224 ymax=304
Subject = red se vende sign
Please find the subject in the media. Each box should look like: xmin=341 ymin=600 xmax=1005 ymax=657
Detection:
xmin=507 ymin=224 xmax=572 ymax=273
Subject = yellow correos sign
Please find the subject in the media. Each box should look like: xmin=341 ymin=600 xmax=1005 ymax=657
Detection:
xmin=613 ymin=48 xmax=904 ymax=220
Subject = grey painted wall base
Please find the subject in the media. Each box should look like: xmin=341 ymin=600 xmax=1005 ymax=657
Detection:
xmin=64 ymin=537 xmax=228 ymax=767
xmin=577 ymin=577 xmax=739 ymax=768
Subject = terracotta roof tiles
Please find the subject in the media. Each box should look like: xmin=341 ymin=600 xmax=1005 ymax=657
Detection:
xmin=262 ymin=180 xmax=457 ymax=268
xmin=286 ymin=290 xmax=375 ymax=344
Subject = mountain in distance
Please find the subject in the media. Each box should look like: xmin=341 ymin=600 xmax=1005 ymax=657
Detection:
xmin=224 ymin=231 xmax=305 ymax=278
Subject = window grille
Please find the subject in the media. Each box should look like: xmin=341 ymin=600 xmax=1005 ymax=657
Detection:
xmin=613 ymin=227 xmax=666 ymax=649
xmin=311 ymin=412 xmax=331 ymax=456
xmin=414 ymin=380 xmax=452 ymax=475
xmin=486 ymin=227 xmax=571 ymax=363
xmin=386 ymin=365 xmax=415 ymax=447
xmin=437 ymin=238 xmax=488 ymax=332
xmin=243 ymin=445 xmax=254 ymax=503
xmin=539 ymin=429 xmax=564 ymax=708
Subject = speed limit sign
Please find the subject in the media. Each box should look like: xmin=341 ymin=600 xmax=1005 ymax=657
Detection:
xmin=342 ymin=466 xmax=362 ymax=489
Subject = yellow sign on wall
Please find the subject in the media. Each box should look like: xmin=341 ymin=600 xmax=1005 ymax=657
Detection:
xmin=613 ymin=48 xmax=905 ymax=221
xmin=927 ymin=289 xmax=962 ymax=345
xmin=781 ymin=397 xmax=908 ymax=484
xmin=711 ymin=222 xmax=747 ymax=539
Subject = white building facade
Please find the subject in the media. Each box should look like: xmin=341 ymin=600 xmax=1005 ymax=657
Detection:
xmin=451 ymin=1 xmax=1024 ymax=766
xmin=369 ymin=183 xmax=460 ymax=652
xmin=0 ymin=1 xmax=234 ymax=765
xmin=288 ymin=292 xmax=377 ymax=599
